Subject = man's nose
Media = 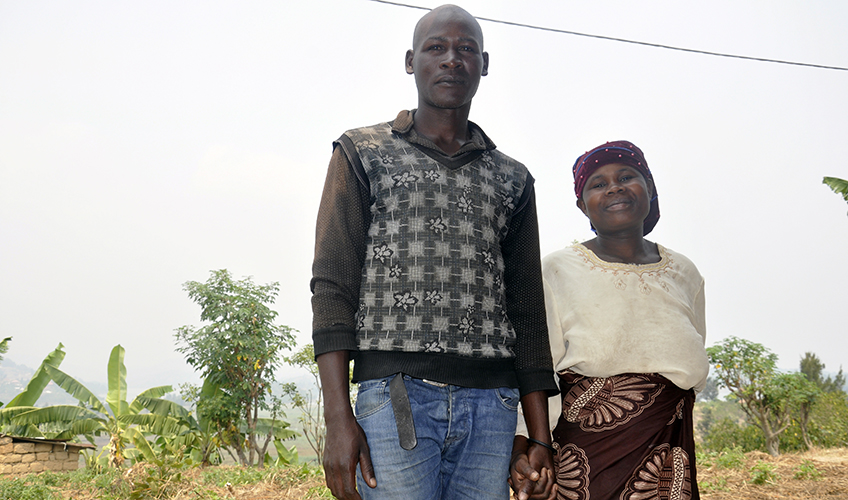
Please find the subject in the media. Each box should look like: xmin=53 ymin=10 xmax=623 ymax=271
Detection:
xmin=440 ymin=49 xmax=463 ymax=69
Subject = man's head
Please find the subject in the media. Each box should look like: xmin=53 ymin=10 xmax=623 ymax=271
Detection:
xmin=405 ymin=5 xmax=488 ymax=112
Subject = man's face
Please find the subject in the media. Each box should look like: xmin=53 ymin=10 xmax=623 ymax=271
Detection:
xmin=405 ymin=11 xmax=488 ymax=112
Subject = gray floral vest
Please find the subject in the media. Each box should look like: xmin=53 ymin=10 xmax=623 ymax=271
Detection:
xmin=340 ymin=122 xmax=530 ymax=360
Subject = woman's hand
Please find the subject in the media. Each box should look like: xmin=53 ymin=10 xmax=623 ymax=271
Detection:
xmin=508 ymin=435 xmax=557 ymax=500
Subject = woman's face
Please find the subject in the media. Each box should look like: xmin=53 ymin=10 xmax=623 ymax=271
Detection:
xmin=577 ymin=162 xmax=653 ymax=235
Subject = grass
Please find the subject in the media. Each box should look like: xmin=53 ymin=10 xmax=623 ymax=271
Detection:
xmin=1 ymin=448 xmax=845 ymax=499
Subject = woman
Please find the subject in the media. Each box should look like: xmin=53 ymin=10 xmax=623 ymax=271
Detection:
xmin=510 ymin=141 xmax=709 ymax=500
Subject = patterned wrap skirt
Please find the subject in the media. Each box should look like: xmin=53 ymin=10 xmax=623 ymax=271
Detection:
xmin=551 ymin=371 xmax=699 ymax=500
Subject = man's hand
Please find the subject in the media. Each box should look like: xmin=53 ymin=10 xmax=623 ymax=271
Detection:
xmin=509 ymin=435 xmax=556 ymax=500
xmin=317 ymin=350 xmax=377 ymax=500
xmin=323 ymin=413 xmax=376 ymax=500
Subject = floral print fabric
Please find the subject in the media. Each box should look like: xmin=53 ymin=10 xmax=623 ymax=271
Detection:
xmin=552 ymin=371 xmax=699 ymax=500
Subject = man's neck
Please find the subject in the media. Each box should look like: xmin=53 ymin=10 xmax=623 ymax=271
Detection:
xmin=412 ymin=105 xmax=472 ymax=156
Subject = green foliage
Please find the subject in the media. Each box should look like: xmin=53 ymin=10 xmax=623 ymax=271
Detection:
xmin=698 ymin=476 xmax=730 ymax=492
xmin=0 ymin=345 xmax=176 ymax=468
xmin=823 ymin=176 xmax=848 ymax=202
xmin=793 ymin=460 xmax=822 ymax=481
xmin=282 ymin=343 xmax=327 ymax=464
xmin=4 ymin=343 xmax=66 ymax=411
xmin=128 ymin=453 xmax=194 ymax=499
xmin=0 ymin=476 xmax=56 ymax=500
xmin=696 ymin=399 xmax=745 ymax=437
xmin=0 ymin=336 xmax=10 ymax=364
xmin=696 ymin=376 xmax=719 ymax=402
xmin=702 ymin=418 xmax=765 ymax=453
xmin=800 ymin=352 xmax=846 ymax=393
xmin=781 ymin=391 xmax=848 ymax=451
xmin=707 ymin=336 xmax=814 ymax=456
xmin=750 ymin=461 xmax=780 ymax=485
xmin=175 ymin=270 xmax=297 ymax=467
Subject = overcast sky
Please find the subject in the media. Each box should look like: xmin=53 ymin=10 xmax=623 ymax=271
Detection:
xmin=1 ymin=0 xmax=846 ymax=395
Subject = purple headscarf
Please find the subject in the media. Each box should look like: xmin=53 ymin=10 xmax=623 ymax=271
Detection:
xmin=572 ymin=140 xmax=660 ymax=236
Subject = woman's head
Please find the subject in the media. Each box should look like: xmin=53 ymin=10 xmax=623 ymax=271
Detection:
xmin=572 ymin=141 xmax=660 ymax=235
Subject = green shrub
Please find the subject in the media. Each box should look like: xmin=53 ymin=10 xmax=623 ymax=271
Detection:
xmin=750 ymin=462 xmax=779 ymax=485
xmin=129 ymin=453 xmax=195 ymax=500
xmin=699 ymin=476 xmax=730 ymax=492
xmin=0 ymin=476 xmax=56 ymax=500
xmin=793 ymin=460 xmax=822 ymax=480
xmin=702 ymin=417 xmax=765 ymax=453
xmin=714 ymin=447 xmax=746 ymax=469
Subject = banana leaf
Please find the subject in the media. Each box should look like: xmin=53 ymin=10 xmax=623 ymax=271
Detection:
xmin=5 ymin=343 xmax=66 ymax=408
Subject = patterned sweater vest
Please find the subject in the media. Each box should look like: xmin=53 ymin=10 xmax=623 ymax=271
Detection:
xmin=342 ymin=122 xmax=530 ymax=360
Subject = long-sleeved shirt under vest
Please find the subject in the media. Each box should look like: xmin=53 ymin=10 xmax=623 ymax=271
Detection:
xmin=311 ymin=110 xmax=555 ymax=396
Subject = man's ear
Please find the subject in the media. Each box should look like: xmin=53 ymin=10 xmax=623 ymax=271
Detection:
xmin=481 ymin=52 xmax=489 ymax=76
xmin=647 ymin=178 xmax=655 ymax=199
xmin=577 ymin=198 xmax=588 ymax=217
xmin=405 ymin=49 xmax=414 ymax=74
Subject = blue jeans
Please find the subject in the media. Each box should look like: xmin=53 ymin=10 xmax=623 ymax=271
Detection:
xmin=354 ymin=374 xmax=519 ymax=500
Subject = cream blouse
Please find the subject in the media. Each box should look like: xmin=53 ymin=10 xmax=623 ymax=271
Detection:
xmin=518 ymin=243 xmax=709 ymax=436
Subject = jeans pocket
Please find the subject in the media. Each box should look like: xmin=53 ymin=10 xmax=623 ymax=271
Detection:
xmin=495 ymin=386 xmax=520 ymax=411
xmin=354 ymin=377 xmax=392 ymax=420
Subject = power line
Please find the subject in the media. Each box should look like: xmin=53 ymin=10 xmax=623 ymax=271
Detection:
xmin=369 ymin=0 xmax=848 ymax=72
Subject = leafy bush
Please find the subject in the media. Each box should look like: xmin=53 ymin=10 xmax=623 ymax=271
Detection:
xmin=702 ymin=417 xmax=765 ymax=453
xmin=750 ymin=462 xmax=780 ymax=485
xmin=129 ymin=453 xmax=194 ymax=499
xmin=0 ymin=476 xmax=56 ymax=500
xmin=794 ymin=460 xmax=823 ymax=480
xmin=699 ymin=476 xmax=730 ymax=492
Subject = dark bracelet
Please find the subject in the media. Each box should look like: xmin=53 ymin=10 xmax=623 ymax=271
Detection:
xmin=526 ymin=437 xmax=555 ymax=452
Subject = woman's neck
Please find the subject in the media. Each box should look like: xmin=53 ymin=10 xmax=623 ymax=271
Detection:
xmin=582 ymin=234 xmax=660 ymax=265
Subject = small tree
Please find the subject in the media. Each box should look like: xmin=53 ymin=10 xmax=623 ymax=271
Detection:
xmin=800 ymin=352 xmax=846 ymax=394
xmin=282 ymin=344 xmax=326 ymax=464
xmin=696 ymin=376 xmax=720 ymax=402
xmin=175 ymin=269 xmax=296 ymax=467
xmin=707 ymin=336 xmax=805 ymax=456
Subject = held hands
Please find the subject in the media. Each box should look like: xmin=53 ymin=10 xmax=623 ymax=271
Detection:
xmin=508 ymin=435 xmax=557 ymax=500
xmin=323 ymin=413 xmax=376 ymax=500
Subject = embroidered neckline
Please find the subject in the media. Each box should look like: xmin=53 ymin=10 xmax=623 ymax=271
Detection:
xmin=572 ymin=243 xmax=670 ymax=274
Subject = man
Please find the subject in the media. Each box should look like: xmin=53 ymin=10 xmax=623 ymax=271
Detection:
xmin=311 ymin=5 xmax=556 ymax=500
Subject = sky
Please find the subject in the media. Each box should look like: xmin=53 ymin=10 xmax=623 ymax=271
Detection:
xmin=1 ymin=0 xmax=847 ymax=396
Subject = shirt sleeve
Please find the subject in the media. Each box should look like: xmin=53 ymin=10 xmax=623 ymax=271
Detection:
xmin=501 ymin=179 xmax=557 ymax=397
xmin=310 ymin=142 xmax=371 ymax=357
xmin=692 ymin=278 xmax=707 ymax=393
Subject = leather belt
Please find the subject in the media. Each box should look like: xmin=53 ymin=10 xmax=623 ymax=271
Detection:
xmin=389 ymin=374 xmax=417 ymax=450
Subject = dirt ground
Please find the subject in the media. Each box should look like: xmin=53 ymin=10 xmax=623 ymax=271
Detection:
xmin=697 ymin=447 xmax=848 ymax=500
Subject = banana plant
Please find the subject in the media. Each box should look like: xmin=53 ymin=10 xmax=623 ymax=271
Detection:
xmin=0 ymin=343 xmax=67 ymax=437
xmin=824 ymin=176 xmax=848 ymax=215
xmin=2 ymin=344 xmax=175 ymax=467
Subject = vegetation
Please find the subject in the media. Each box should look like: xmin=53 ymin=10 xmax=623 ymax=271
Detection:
xmin=707 ymin=336 xmax=819 ymax=456
xmin=823 ymin=176 xmax=848 ymax=214
xmin=174 ymin=269 xmax=298 ymax=467
xmin=800 ymin=351 xmax=845 ymax=393
xmin=0 ymin=463 xmax=331 ymax=499
xmin=0 ymin=345 xmax=178 ymax=468
xmin=281 ymin=344 xmax=326 ymax=465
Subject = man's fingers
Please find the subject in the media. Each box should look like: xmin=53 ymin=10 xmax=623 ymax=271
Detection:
xmin=517 ymin=458 xmax=541 ymax=482
xmin=359 ymin=447 xmax=377 ymax=489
